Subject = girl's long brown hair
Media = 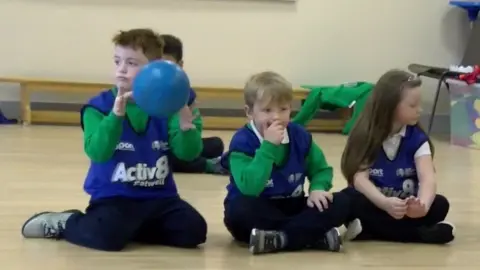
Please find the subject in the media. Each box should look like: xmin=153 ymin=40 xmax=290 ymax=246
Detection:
xmin=341 ymin=69 xmax=435 ymax=184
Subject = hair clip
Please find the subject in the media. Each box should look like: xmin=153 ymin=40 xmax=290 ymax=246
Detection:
xmin=407 ymin=75 xmax=416 ymax=81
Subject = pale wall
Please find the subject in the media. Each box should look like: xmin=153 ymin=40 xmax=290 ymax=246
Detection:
xmin=0 ymin=0 xmax=471 ymax=113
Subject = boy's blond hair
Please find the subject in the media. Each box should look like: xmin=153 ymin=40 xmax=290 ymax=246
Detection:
xmin=244 ymin=71 xmax=293 ymax=108
xmin=112 ymin=28 xmax=164 ymax=61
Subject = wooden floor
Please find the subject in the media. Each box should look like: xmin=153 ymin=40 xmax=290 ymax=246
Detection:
xmin=1 ymin=125 xmax=479 ymax=270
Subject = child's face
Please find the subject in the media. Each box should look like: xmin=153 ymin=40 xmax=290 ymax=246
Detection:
xmin=395 ymin=86 xmax=422 ymax=126
xmin=246 ymin=98 xmax=291 ymax=135
xmin=114 ymin=46 xmax=149 ymax=91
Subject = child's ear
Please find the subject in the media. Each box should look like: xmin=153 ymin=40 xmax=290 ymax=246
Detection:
xmin=245 ymin=105 xmax=253 ymax=120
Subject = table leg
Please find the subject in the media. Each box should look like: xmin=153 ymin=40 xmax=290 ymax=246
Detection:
xmin=426 ymin=72 xmax=450 ymax=135
xmin=19 ymin=83 xmax=31 ymax=125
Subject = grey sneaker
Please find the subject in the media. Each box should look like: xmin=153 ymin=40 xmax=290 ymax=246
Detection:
xmin=343 ymin=218 xmax=363 ymax=241
xmin=21 ymin=210 xmax=80 ymax=239
xmin=207 ymin=157 xmax=229 ymax=175
xmin=249 ymin=229 xmax=286 ymax=255
xmin=314 ymin=227 xmax=342 ymax=252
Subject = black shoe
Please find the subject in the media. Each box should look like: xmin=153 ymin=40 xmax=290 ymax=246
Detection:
xmin=418 ymin=221 xmax=455 ymax=244
xmin=313 ymin=228 xmax=343 ymax=252
xmin=249 ymin=229 xmax=286 ymax=255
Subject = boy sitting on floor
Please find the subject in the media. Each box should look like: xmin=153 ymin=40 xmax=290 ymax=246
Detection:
xmin=222 ymin=71 xmax=351 ymax=254
xmin=161 ymin=34 xmax=227 ymax=175
xmin=21 ymin=28 xmax=208 ymax=251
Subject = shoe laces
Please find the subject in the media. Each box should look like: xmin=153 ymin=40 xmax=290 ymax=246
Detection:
xmin=43 ymin=220 xmax=65 ymax=239
xmin=263 ymin=233 xmax=279 ymax=251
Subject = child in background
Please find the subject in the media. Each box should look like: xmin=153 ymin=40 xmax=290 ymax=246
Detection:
xmin=341 ymin=69 xmax=455 ymax=244
xmin=222 ymin=71 xmax=351 ymax=255
xmin=160 ymin=34 xmax=227 ymax=175
xmin=21 ymin=28 xmax=208 ymax=251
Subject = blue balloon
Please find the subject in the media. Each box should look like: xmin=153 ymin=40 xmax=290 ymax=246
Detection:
xmin=132 ymin=60 xmax=190 ymax=118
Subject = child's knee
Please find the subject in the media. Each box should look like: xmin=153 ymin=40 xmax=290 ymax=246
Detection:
xmin=177 ymin=211 xmax=208 ymax=247
xmin=190 ymin=213 xmax=208 ymax=243
xmin=430 ymin=194 xmax=450 ymax=219
xmin=433 ymin=194 xmax=449 ymax=209
xmin=209 ymin=137 xmax=224 ymax=155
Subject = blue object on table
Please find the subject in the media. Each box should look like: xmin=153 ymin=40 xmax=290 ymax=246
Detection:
xmin=450 ymin=1 xmax=480 ymax=21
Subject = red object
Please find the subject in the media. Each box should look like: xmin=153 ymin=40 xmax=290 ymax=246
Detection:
xmin=458 ymin=65 xmax=480 ymax=85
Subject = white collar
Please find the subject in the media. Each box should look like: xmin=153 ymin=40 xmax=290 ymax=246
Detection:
xmin=250 ymin=120 xmax=290 ymax=144
xmin=395 ymin=125 xmax=407 ymax=137
xmin=387 ymin=125 xmax=407 ymax=140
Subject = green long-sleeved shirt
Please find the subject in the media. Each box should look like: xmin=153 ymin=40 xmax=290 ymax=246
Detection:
xmin=229 ymin=123 xmax=333 ymax=197
xmin=292 ymin=82 xmax=374 ymax=134
xmin=82 ymin=89 xmax=203 ymax=163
